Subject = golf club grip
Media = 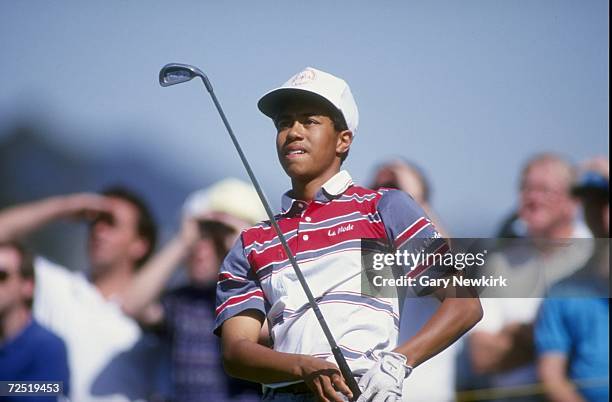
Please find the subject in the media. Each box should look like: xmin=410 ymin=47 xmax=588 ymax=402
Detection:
xmin=332 ymin=346 xmax=362 ymax=399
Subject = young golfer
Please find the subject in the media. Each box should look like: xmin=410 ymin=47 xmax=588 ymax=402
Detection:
xmin=214 ymin=67 xmax=482 ymax=402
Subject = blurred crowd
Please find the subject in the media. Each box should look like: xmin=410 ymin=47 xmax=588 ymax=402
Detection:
xmin=0 ymin=153 xmax=608 ymax=402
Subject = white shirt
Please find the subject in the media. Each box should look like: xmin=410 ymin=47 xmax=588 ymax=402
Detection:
xmin=400 ymin=296 xmax=459 ymax=402
xmin=214 ymin=171 xmax=448 ymax=389
xmin=472 ymin=226 xmax=593 ymax=389
xmin=33 ymin=257 xmax=160 ymax=402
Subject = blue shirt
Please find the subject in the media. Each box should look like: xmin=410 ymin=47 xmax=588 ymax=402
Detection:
xmin=0 ymin=319 xmax=70 ymax=402
xmin=535 ymin=276 xmax=609 ymax=402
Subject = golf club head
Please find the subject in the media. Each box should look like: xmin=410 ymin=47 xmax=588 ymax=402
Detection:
xmin=159 ymin=63 xmax=205 ymax=87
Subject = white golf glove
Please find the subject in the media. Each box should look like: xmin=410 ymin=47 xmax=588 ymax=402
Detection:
xmin=356 ymin=351 xmax=413 ymax=402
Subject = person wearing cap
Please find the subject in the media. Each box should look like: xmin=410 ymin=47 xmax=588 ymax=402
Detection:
xmin=215 ymin=67 xmax=482 ymax=402
xmin=121 ymin=178 xmax=267 ymax=402
xmin=535 ymin=157 xmax=609 ymax=402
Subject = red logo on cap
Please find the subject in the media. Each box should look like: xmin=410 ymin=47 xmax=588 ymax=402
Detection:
xmin=289 ymin=69 xmax=316 ymax=87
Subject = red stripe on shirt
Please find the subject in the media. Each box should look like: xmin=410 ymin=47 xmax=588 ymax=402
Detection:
xmin=218 ymin=272 xmax=246 ymax=282
xmin=215 ymin=289 xmax=263 ymax=316
xmin=394 ymin=217 xmax=430 ymax=248
xmin=406 ymin=242 xmax=451 ymax=278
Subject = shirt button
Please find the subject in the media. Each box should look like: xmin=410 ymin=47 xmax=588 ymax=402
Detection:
xmin=305 ymin=216 xmax=312 ymax=222
xmin=303 ymin=235 xmax=309 ymax=241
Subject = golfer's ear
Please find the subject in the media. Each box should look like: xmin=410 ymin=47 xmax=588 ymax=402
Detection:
xmin=336 ymin=130 xmax=353 ymax=154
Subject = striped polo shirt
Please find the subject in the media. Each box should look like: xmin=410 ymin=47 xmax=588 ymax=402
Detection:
xmin=214 ymin=170 xmax=450 ymax=376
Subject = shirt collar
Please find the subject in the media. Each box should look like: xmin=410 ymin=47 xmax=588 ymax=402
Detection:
xmin=281 ymin=170 xmax=354 ymax=214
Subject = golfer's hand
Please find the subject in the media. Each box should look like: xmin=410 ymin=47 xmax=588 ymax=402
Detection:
xmin=299 ymin=355 xmax=353 ymax=402
xmin=356 ymin=351 xmax=410 ymax=402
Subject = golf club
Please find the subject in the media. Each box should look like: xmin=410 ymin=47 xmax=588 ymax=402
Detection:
xmin=159 ymin=63 xmax=362 ymax=399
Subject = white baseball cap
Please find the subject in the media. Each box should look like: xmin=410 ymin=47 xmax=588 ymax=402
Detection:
xmin=258 ymin=67 xmax=359 ymax=133
xmin=183 ymin=178 xmax=267 ymax=229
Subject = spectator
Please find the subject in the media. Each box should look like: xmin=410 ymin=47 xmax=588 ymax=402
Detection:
xmin=518 ymin=153 xmax=590 ymax=240
xmin=371 ymin=158 xmax=448 ymax=237
xmin=469 ymin=154 xmax=592 ymax=401
xmin=0 ymin=188 xmax=162 ymax=402
xmin=495 ymin=211 xmax=526 ymax=239
xmin=121 ymin=178 xmax=267 ymax=402
xmin=535 ymin=157 xmax=609 ymax=402
xmin=371 ymin=159 xmax=457 ymax=401
xmin=0 ymin=241 xmax=70 ymax=402
xmin=495 ymin=153 xmax=591 ymax=239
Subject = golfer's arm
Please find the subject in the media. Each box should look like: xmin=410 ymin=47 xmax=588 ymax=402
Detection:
xmin=538 ymin=354 xmax=586 ymax=402
xmin=221 ymin=310 xmax=304 ymax=383
xmin=394 ymin=296 xmax=482 ymax=367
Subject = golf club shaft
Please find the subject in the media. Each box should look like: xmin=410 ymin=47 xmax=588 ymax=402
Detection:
xmin=202 ymin=79 xmax=361 ymax=399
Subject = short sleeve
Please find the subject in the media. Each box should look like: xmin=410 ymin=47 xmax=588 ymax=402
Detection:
xmin=214 ymin=235 xmax=266 ymax=336
xmin=377 ymin=189 xmax=451 ymax=294
xmin=534 ymin=298 xmax=571 ymax=356
xmin=32 ymin=257 xmax=78 ymax=330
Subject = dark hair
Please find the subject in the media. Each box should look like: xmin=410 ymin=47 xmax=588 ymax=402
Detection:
xmin=101 ymin=186 xmax=157 ymax=266
xmin=331 ymin=110 xmax=350 ymax=164
xmin=0 ymin=241 xmax=35 ymax=307
xmin=331 ymin=112 xmax=349 ymax=132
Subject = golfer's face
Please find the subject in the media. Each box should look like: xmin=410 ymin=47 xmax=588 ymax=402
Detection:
xmin=275 ymin=100 xmax=340 ymax=181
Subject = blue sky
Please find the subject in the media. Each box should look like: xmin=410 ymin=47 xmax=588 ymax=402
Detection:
xmin=0 ymin=0 xmax=608 ymax=236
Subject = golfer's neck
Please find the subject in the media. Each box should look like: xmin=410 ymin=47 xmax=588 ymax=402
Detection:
xmin=291 ymin=168 xmax=340 ymax=202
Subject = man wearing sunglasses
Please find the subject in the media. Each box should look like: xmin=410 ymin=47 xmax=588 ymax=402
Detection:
xmin=0 ymin=241 xmax=70 ymax=401
xmin=0 ymin=187 xmax=160 ymax=402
